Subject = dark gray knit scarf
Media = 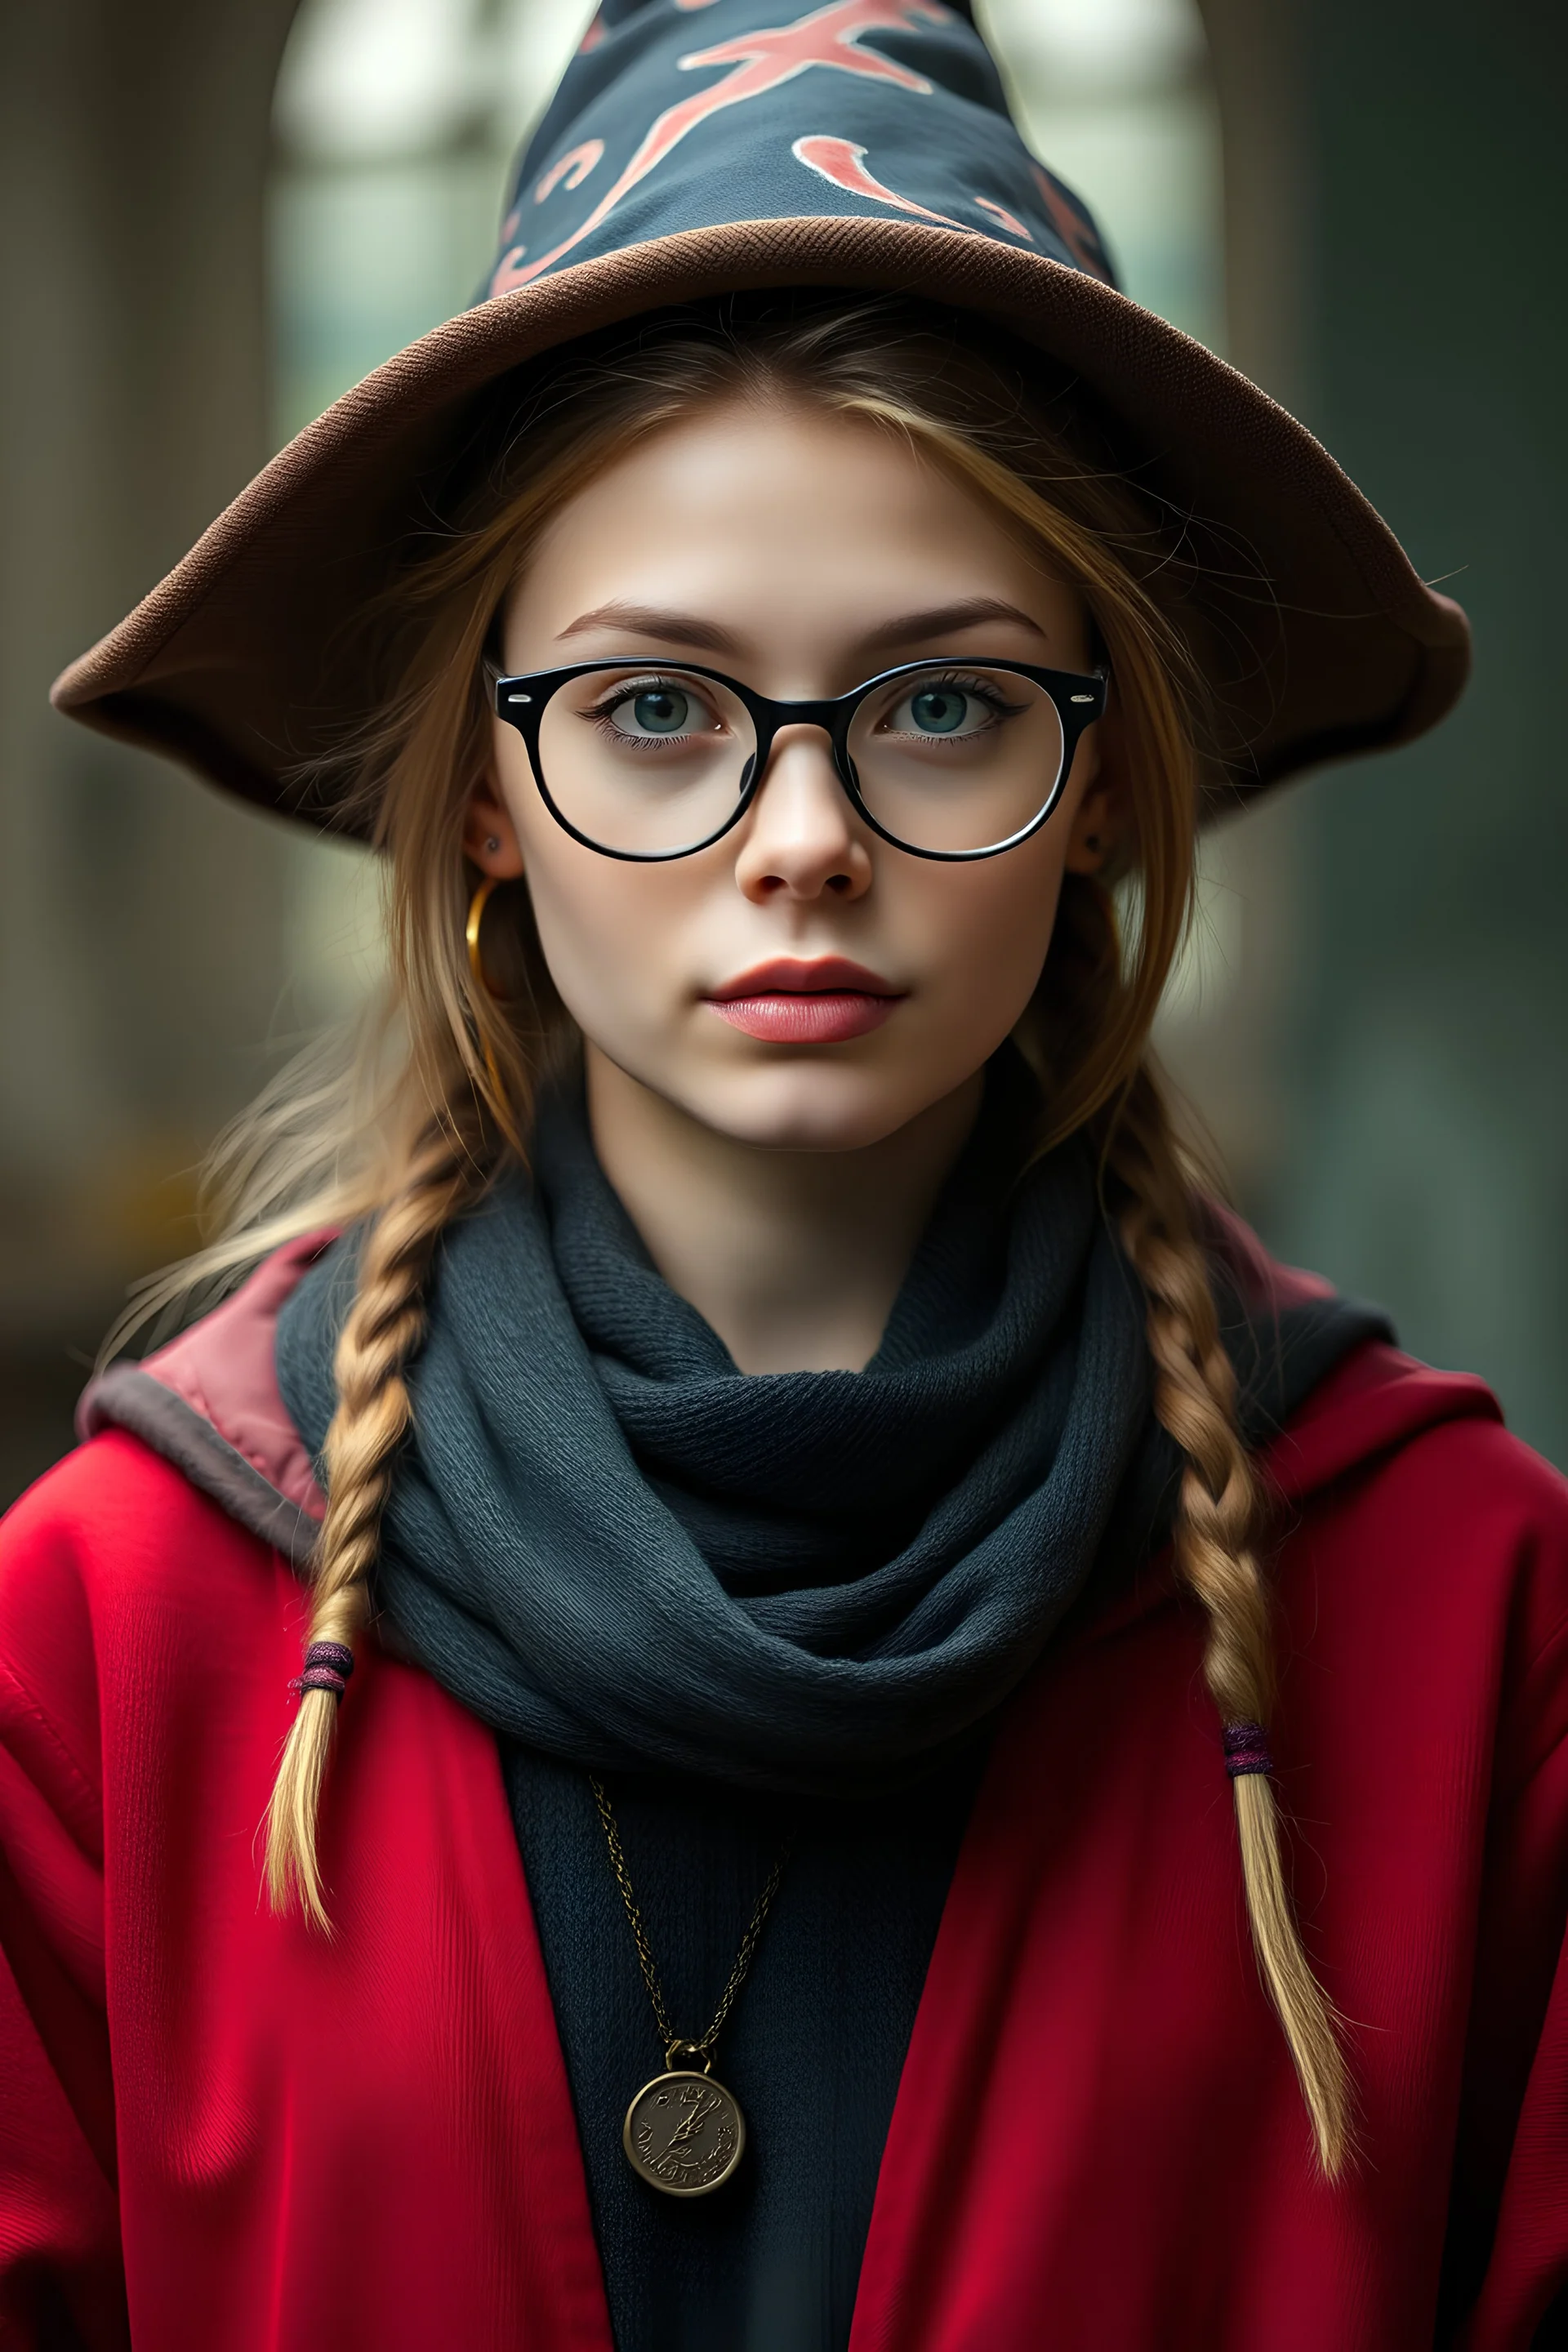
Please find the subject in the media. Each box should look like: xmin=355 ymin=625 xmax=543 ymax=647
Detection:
xmin=275 ymin=1053 xmax=1388 ymax=1796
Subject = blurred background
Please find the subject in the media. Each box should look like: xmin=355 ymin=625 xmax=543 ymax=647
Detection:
xmin=1 ymin=0 xmax=1564 ymax=1506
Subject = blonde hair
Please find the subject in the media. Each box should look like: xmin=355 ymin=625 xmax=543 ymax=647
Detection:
xmin=156 ymin=296 xmax=1349 ymax=2171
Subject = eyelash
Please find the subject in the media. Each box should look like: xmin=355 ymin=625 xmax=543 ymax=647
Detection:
xmin=880 ymin=671 xmax=1026 ymax=734
xmin=906 ymin=670 xmax=1022 ymax=713
xmin=575 ymin=667 xmax=1028 ymax=746
xmin=581 ymin=676 xmax=710 ymax=742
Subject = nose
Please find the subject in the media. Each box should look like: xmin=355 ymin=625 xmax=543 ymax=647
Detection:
xmin=732 ymin=724 xmax=873 ymax=904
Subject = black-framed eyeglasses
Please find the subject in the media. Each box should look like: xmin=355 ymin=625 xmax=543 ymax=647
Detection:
xmin=492 ymin=657 xmax=1108 ymax=862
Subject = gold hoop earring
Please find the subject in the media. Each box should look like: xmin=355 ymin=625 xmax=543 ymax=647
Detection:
xmin=466 ymin=873 xmax=502 ymax=1000
xmin=465 ymin=875 xmax=507 ymax=1104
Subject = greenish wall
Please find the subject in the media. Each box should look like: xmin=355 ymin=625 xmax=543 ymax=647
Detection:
xmin=1271 ymin=0 xmax=1568 ymax=1463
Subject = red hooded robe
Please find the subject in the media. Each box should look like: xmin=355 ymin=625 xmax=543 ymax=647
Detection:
xmin=2 ymin=1234 xmax=1566 ymax=2350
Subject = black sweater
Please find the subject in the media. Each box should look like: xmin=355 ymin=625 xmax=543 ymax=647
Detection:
xmin=503 ymin=1740 xmax=987 ymax=2352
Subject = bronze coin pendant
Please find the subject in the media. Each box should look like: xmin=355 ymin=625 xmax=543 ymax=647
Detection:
xmin=622 ymin=2069 xmax=746 ymax=2197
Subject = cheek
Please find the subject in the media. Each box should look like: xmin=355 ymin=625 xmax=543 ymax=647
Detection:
xmin=511 ymin=803 xmax=696 ymax=1043
xmin=904 ymin=844 xmax=1067 ymax=1039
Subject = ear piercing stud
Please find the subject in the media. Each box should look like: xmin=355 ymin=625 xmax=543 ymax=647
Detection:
xmin=485 ymin=835 xmax=501 ymax=853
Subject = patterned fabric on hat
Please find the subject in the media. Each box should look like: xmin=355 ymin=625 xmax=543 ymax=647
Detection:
xmin=484 ymin=0 xmax=1116 ymax=303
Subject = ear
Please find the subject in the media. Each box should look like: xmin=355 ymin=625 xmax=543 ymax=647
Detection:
xmin=462 ymin=770 xmax=527 ymax=879
xmin=1062 ymin=716 xmax=1129 ymax=877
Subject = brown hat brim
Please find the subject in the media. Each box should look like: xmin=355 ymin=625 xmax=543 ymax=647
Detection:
xmin=51 ymin=216 xmax=1469 ymax=832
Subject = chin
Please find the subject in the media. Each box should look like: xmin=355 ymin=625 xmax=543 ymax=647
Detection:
xmin=679 ymin=1062 xmax=941 ymax=1156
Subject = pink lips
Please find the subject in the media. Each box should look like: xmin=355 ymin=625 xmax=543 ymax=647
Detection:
xmin=704 ymin=957 xmax=905 ymax=1045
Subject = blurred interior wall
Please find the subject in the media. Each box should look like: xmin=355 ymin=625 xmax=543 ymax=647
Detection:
xmin=0 ymin=0 xmax=303 ymax=1499
xmin=1269 ymin=0 xmax=1568 ymax=1464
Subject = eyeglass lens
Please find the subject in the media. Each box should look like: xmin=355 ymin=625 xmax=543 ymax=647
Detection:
xmin=532 ymin=664 xmax=1067 ymax=857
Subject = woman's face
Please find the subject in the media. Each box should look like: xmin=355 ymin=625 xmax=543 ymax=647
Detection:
xmin=470 ymin=396 xmax=1117 ymax=1154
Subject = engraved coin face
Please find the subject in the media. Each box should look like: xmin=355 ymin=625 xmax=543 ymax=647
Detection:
xmin=622 ymin=2069 xmax=746 ymax=2197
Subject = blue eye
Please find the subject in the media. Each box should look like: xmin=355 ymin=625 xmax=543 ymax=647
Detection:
xmin=627 ymin=687 xmax=690 ymax=734
xmin=579 ymin=672 xmax=734 ymax=760
xmin=908 ymin=687 xmax=970 ymax=734
xmin=884 ymin=679 xmax=1007 ymax=739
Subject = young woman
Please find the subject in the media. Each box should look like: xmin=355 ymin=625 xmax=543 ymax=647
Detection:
xmin=4 ymin=4 xmax=1565 ymax=2348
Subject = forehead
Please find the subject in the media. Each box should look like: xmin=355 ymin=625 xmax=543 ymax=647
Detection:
xmin=504 ymin=395 xmax=1076 ymax=651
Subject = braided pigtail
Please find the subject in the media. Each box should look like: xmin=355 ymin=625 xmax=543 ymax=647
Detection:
xmin=1099 ymin=1053 xmax=1353 ymax=2175
xmin=264 ymin=1123 xmax=483 ymax=1929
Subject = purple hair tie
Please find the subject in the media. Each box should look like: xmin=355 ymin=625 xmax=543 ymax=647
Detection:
xmin=1223 ymin=1720 xmax=1273 ymax=1779
xmin=289 ymin=1641 xmax=356 ymax=1703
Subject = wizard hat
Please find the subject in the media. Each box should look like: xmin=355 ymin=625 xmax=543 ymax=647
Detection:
xmin=51 ymin=0 xmax=1468 ymax=826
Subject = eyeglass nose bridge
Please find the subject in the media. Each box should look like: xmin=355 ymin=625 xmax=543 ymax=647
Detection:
xmin=740 ymin=696 xmax=862 ymax=810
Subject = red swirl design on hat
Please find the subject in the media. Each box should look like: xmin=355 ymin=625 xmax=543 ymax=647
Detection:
xmin=535 ymin=140 xmax=605 ymax=203
xmin=974 ymin=195 xmax=1032 ymax=239
xmin=489 ymin=0 xmax=952 ymax=297
xmin=792 ymin=136 xmax=1040 ymax=246
xmin=791 ymin=133 xmax=964 ymax=227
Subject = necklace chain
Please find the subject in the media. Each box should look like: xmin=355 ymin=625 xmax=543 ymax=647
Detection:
xmin=590 ymin=1775 xmax=795 ymax=2065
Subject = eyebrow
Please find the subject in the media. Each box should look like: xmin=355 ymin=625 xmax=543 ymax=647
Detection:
xmin=856 ymin=597 xmax=1051 ymax=654
xmin=553 ymin=595 xmax=1053 ymax=657
xmin=555 ymin=602 xmax=742 ymax=652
